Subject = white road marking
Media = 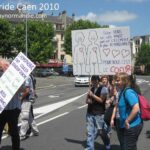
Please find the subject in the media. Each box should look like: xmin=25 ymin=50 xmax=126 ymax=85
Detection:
xmin=37 ymin=84 xmax=54 ymax=90
xmin=58 ymin=84 xmax=72 ymax=87
xmin=37 ymin=112 xmax=69 ymax=126
xmin=78 ymin=104 xmax=87 ymax=109
xmin=137 ymin=79 xmax=150 ymax=84
xmin=34 ymin=93 xmax=87 ymax=119
xmin=48 ymin=95 xmax=60 ymax=98
xmin=2 ymin=112 xmax=69 ymax=140
xmin=2 ymin=93 xmax=87 ymax=140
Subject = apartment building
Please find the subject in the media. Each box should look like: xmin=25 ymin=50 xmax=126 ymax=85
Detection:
xmin=131 ymin=35 xmax=150 ymax=54
xmin=45 ymin=11 xmax=74 ymax=64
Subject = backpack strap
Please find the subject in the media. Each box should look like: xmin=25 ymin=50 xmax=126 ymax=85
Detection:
xmin=123 ymin=87 xmax=141 ymax=119
xmin=122 ymin=88 xmax=131 ymax=111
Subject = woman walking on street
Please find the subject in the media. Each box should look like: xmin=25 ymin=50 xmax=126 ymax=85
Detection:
xmin=113 ymin=72 xmax=143 ymax=150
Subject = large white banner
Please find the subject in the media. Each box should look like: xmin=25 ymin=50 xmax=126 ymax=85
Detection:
xmin=72 ymin=27 xmax=131 ymax=75
xmin=0 ymin=52 xmax=35 ymax=113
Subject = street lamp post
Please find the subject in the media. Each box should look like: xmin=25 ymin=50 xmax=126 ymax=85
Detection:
xmin=25 ymin=8 xmax=28 ymax=56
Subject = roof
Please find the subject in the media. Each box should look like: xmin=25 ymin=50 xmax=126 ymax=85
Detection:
xmin=0 ymin=9 xmax=25 ymax=23
xmin=0 ymin=9 xmax=74 ymax=25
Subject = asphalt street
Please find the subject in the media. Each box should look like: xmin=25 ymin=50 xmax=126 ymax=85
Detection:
xmin=1 ymin=75 xmax=150 ymax=150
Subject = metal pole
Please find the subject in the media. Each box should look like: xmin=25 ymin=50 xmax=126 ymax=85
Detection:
xmin=25 ymin=12 xmax=28 ymax=56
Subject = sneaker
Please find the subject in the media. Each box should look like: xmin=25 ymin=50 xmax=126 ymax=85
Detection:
xmin=146 ymin=130 xmax=150 ymax=134
xmin=105 ymin=144 xmax=111 ymax=150
xmin=147 ymin=133 xmax=150 ymax=138
xmin=20 ymin=136 xmax=27 ymax=141
xmin=30 ymin=132 xmax=39 ymax=137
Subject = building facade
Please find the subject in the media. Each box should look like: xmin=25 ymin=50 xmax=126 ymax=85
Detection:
xmin=131 ymin=35 xmax=150 ymax=54
xmin=130 ymin=35 xmax=150 ymax=65
xmin=45 ymin=11 xmax=74 ymax=64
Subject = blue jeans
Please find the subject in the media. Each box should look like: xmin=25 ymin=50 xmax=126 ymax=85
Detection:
xmin=85 ymin=113 xmax=110 ymax=150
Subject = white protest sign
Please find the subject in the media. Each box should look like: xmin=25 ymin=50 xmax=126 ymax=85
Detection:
xmin=72 ymin=27 xmax=131 ymax=75
xmin=0 ymin=52 xmax=35 ymax=113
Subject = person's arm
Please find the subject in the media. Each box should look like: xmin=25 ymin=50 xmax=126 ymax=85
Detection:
xmin=86 ymin=90 xmax=91 ymax=104
xmin=124 ymin=89 xmax=140 ymax=129
xmin=20 ymin=86 xmax=30 ymax=100
xmin=125 ymin=103 xmax=140 ymax=129
xmin=110 ymin=105 xmax=117 ymax=127
xmin=88 ymin=90 xmax=105 ymax=103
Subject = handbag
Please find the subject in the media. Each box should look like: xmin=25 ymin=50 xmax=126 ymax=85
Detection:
xmin=104 ymin=105 xmax=114 ymax=126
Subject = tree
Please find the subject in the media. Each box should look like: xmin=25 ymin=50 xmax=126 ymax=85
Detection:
xmin=0 ymin=19 xmax=14 ymax=58
xmin=136 ymin=43 xmax=150 ymax=65
xmin=14 ymin=20 xmax=54 ymax=63
xmin=13 ymin=23 xmax=26 ymax=54
xmin=64 ymin=19 xmax=108 ymax=55
xmin=135 ymin=43 xmax=150 ymax=73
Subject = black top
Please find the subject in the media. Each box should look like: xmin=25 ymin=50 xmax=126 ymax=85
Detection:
xmin=87 ymin=86 xmax=105 ymax=115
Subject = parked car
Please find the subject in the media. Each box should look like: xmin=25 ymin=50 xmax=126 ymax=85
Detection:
xmin=74 ymin=75 xmax=90 ymax=87
xmin=134 ymin=66 xmax=142 ymax=75
xmin=62 ymin=65 xmax=73 ymax=76
xmin=35 ymin=69 xmax=52 ymax=77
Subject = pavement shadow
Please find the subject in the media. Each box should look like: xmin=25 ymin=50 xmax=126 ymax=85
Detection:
xmin=95 ymin=142 xmax=120 ymax=150
xmin=65 ymin=138 xmax=86 ymax=148
xmin=0 ymin=146 xmax=25 ymax=150
xmin=65 ymin=138 xmax=120 ymax=150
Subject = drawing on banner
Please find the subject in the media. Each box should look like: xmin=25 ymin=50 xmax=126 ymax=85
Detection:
xmin=72 ymin=27 xmax=132 ymax=75
xmin=86 ymin=30 xmax=102 ymax=74
xmin=112 ymin=49 xmax=120 ymax=58
xmin=73 ymin=32 xmax=86 ymax=75
xmin=103 ymin=48 xmax=110 ymax=57
xmin=121 ymin=49 xmax=130 ymax=58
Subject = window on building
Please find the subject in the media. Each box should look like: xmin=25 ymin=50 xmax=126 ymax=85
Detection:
xmin=56 ymin=24 xmax=62 ymax=30
xmin=61 ymin=44 xmax=64 ymax=50
xmin=61 ymin=34 xmax=64 ymax=41
xmin=135 ymin=40 xmax=140 ymax=45
xmin=136 ymin=47 xmax=138 ymax=53
xmin=61 ymin=55 xmax=64 ymax=61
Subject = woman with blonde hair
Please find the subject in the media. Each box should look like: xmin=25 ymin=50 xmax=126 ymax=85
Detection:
xmin=111 ymin=72 xmax=143 ymax=150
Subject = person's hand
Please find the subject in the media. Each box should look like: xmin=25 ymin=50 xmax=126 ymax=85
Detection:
xmin=110 ymin=119 xmax=115 ymax=127
xmin=125 ymin=119 xmax=130 ymax=129
xmin=86 ymin=90 xmax=94 ymax=104
xmin=88 ymin=90 xmax=93 ymax=97
xmin=105 ymin=99 xmax=111 ymax=108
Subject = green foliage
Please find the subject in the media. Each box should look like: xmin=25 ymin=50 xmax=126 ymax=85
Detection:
xmin=64 ymin=19 xmax=108 ymax=55
xmin=135 ymin=43 xmax=150 ymax=66
xmin=13 ymin=20 xmax=54 ymax=63
xmin=0 ymin=19 xmax=54 ymax=63
xmin=0 ymin=19 xmax=14 ymax=58
xmin=26 ymin=20 xmax=54 ymax=63
xmin=13 ymin=23 xmax=25 ymax=53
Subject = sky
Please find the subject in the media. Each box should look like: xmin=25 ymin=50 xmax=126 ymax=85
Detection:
xmin=1 ymin=0 xmax=150 ymax=37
